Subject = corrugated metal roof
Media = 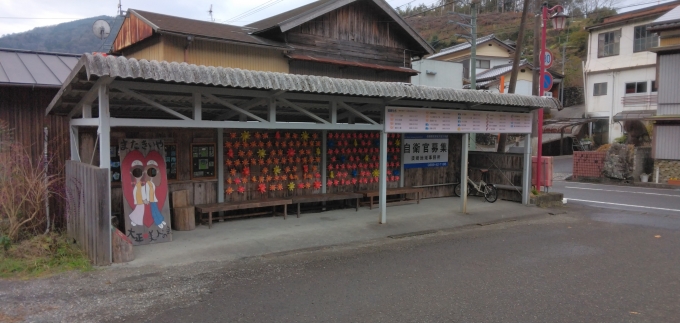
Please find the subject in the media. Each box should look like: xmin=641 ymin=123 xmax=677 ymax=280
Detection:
xmin=649 ymin=5 xmax=680 ymax=31
xmin=428 ymin=34 xmax=513 ymax=59
xmin=46 ymin=53 xmax=560 ymax=115
xmin=613 ymin=110 xmax=656 ymax=121
xmin=586 ymin=1 xmax=680 ymax=31
xmin=0 ymin=49 xmax=80 ymax=87
xmin=129 ymin=9 xmax=289 ymax=49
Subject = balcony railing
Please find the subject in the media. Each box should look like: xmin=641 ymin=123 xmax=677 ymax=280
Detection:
xmin=621 ymin=94 xmax=657 ymax=106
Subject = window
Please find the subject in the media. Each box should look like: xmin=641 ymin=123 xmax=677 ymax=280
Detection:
xmin=634 ymin=25 xmax=658 ymax=52
xmin=625 ymin=81 xmax=647 ymax=94
xmin=651 ymin=80 xmax=657 ymax=92
xmin=475 ymin=59 xmax=490 ymax=69
xmin=593 ymin=82 xmax=607 ymax=96
xmin=598 ymin=30 xmax=620 ymax=57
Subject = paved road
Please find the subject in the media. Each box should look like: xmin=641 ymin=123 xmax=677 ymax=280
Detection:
xmin=126 ymin=205 xmax=680 ymax=323
xmin=553 ymin=180 xmax=680 ymax=216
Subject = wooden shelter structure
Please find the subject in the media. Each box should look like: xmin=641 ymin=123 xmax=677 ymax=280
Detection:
xmin=47 ymin=53 xmax=559 ymax=264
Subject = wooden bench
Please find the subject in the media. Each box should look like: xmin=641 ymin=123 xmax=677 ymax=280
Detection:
xmin=195 ymin=198 xmax=292 ymax=229
xmin=290 ymin=192 xmax=363 ymax=218
xmin=355 ymin=187 xmax=425 ymax=209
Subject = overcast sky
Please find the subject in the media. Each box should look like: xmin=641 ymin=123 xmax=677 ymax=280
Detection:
xmin=0 ymin=0 xmax=668 ymax=36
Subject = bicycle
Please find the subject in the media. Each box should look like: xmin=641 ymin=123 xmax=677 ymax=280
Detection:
xmin=453 ymin=169 xmax=498 ymax=203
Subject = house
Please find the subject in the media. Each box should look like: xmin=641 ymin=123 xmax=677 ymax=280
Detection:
xmin=110 ymin=0 xmax=434 ymax=82
xmin=583 ymin=1 xmax=680 ymax=144
xmin=0 ymin=48 xmax=81 ymax=227
xmin=427 ymin=34 xmax=515 ymax=80
xmin=648 ymin=5 xmax=680 ymax=181
xmin=410 ymin=60 xmax=464 ymax=89
xmin=426 ymin=34 xmax=563 ymax=100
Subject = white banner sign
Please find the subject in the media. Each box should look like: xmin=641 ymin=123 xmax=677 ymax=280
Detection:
xmin=403 ymin=134 xmax=449 ymax=169
xmin=385 ymin=106 xmax=533 ymax=134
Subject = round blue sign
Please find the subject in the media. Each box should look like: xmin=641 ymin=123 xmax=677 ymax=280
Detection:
xmin=542 ymin=73 xmax=553 ymax=91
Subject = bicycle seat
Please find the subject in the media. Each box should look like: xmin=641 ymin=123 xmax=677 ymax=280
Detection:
xmin=479 ymin=169 xmax=489 ymax=173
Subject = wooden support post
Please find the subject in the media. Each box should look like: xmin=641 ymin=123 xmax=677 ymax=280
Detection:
xmin=330 ymin=101 xmax=338 ymax=124
xmin=217 ymin=128 xmax=224 ymax=203
xmin=461 ymin=133 xmax=469 ymax=213
xmin=98 ymin=84 xmax=113 ymax=262
xmin=268 ymin=98 xmax=276 ymax=122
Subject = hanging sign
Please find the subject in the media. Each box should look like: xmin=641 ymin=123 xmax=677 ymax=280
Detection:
xmin=542 ymin=72 xmax=554 ymax=91
xmin=403 ymin=134 xmax=449 ymax=169
xmin=385 ymin=107 xmax=533 ymax=134
xmin=543 ymin=49 xmax=554 ymax=69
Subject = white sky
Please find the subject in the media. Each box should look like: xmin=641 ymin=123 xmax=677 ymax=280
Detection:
xmin=0 ymin=0 xmax=665 ymax=36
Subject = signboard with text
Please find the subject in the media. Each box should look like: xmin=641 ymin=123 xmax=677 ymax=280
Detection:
xmin=403 ymin=134 xmax=449 ymax=169
xmin=385 ymin=107 xmax=533 ymax=134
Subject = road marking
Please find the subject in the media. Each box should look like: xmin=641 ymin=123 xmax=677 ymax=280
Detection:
xmin=565 ymin=186 xmax=680 ymax=197
xmin=565 ymin=198 xmax=680 ymax=212
xmin=561 ymin=181 xmax=679 ymax=192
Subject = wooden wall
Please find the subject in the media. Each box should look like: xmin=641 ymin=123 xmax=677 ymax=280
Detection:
xmin=403 ymin=134 xmax=462 ymax=198
xmin=468 ymin=152 xmax=525 ymax=202
xmin=65 ymin=161 xmax=111 ymax=265
xmin=112 ymin=13 xmax=154 ymax=53
xmin=289 ymin=61 xmax=411 ymax=83
xmin=162 ymin=35 xmax=289 ymax=73
xmin=0 ymin=86 xmax=71 ymax=228
xmin=119 ymin=34 xmax=164 ymax=61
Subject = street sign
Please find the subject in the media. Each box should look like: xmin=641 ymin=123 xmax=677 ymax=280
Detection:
xmin=544 ymin=49 xmax=554 ymax=69
xmin=542 ymin=72 xmax=554 ymax=91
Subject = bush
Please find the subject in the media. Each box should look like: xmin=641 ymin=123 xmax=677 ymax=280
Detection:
xmin=0 ymin=233 xmax=91 ymax=278
xmin=0 ymin=121 xmax=61 ymax=242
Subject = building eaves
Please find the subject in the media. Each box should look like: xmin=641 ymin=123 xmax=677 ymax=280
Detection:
xmin=46 ymin=53 xmax=561 ymax=115
xmin=648 ymin=5 xmax=680 ymax=31
xmin=585 ymin=1 xmax=680 ymax=31
xmin=128 ymin=9 xmax=289 ymax=50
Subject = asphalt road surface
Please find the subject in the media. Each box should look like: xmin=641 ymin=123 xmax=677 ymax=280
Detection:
xmin=553 ymin=180 xmax=680 ymax=216
xmin=126 ymin=204 xmax=680 ymax=323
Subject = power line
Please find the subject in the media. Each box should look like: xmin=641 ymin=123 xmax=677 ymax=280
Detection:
xmin=223 ymin=0 xmax=285 ymax=23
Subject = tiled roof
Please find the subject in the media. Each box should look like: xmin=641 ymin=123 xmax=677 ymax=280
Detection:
xmin=427 ymin=34 xmax=513 ymax=59
xmin=649 ymin=5 xmax=680 ymax=31
xmin=0 ymin=48 xmax=80 ymax=87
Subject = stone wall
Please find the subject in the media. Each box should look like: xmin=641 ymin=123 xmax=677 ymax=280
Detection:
xmin=563 ymin=87 xmax=584 ymax=108
xmin=655 ymin=159 xmax=680 ymax=183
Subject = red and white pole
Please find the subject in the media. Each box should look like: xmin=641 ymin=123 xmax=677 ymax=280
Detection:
xmin=536 ymin=5 xmax=548 ymax=191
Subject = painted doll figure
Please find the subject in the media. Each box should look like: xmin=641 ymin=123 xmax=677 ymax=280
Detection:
xmin=129 ymin=160 xmax=147 ymax=226
xmin=144 ymin=160 xmax=167 ymax=229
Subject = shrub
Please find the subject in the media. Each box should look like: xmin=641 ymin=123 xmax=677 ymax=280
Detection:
xmin=0 ymin=121 xmax=61 ymax=242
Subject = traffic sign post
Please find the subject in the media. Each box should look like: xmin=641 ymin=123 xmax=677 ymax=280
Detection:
xmin=542 ymin=72 xmax=553 ymax=92
xmin=543 ymin=49 xmax=554 ymax=69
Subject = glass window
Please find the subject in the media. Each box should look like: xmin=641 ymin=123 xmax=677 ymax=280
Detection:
xmin=634 ymin=25 xmax=658 ymax=52
xmin=598 ymin=30 xmax=621 ymax=57
xmin=475 ymin=59 xmax=490 ymax=69
xmin=593 ymin=82 xmax=607 ymax=96
xmin=625 ymin=81 xmax=648 ymax=94
xmin=651 ymin=80 xmax=657 ymax=92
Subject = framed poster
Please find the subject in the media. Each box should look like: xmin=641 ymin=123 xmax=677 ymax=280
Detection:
xmin=191 ymin=143 xmax=216 ymax=179
xmin=164 ymin=144 xmax=178 ymax=180
xmin=403 ymin=134 xmax=449 ymax=169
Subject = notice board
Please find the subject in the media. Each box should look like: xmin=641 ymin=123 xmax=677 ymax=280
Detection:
xmin=191 ymin=143 xmax=216 ymax=179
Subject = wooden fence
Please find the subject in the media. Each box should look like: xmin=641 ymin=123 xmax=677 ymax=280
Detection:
xmin=66 ymin=161 xmax=111 ymax=266
xmin=469 ymin=152 xmax=524 ymax=202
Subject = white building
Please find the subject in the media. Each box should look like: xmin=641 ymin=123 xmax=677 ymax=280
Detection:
xmin=410 ymin=59 xmax=464 ymax=89
xmin=584 ymin=2 xmax=679 ymax=143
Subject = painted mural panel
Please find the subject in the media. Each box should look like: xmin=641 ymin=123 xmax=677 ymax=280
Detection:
xmin=119 ymin=139 xmax=172 ymax=245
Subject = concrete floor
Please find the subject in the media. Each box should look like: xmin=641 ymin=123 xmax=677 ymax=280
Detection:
xmin=125 ymin=197 xmax=548 ymax=268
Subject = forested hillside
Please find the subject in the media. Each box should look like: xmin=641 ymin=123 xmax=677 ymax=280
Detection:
xmin=0 ymin=15 xmax=115 ymax=54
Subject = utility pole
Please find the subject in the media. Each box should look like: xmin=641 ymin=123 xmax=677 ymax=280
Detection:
xmin=469 ymin=1 xmax=477 ymax=150
xmin=498 ymin=0 xmax=531 ymax=153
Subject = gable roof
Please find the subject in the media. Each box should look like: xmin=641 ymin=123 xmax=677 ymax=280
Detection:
xmin=0 ymin=48 xmax=80 ymax=88
xmin=246 ymin=0 xmax=434 ymax=54
xmin=649 ymin=5 xmax=680 ymax=31
xmin=126 ymin=9 xmax=289 ymax=50
xmin=586 ymin=0 xmax=680 ymax=31
xmin=427 ymin=34 xmax=514 ymax=59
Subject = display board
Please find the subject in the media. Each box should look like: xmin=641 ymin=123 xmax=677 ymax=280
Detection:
xmin=403 ymin=134 xmax=449 ymax=169
xmin=164 ymin=144 xmax=178 ymax=180
xmin=191 ymin=143 xmax=216 ymax=179
xmin=118 ymin=139 xmax=172 ymax=246
xmin=385 ymin=107 xmax=533 ymax=134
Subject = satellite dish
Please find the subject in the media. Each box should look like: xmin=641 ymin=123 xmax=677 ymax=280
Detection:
xmin=92 ymin=20 xmax=111 ymax=39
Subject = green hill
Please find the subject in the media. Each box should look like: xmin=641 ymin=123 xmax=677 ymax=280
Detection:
xmin=0 ymin=15 xmax=116 ymax=54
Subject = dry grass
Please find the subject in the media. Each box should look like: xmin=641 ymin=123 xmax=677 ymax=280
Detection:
xmin=0 ymin=233 xmax=92 ymax=279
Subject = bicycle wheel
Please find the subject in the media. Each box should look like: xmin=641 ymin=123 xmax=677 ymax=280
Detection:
xmin=484 ymin=185 xmax=498 ymax=203
xmin=454 ymin=183 xmax=472 ymax=197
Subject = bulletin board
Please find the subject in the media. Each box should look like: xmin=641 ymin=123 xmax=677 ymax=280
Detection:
xmin=191 ymin=143 xmax=216 ymax=179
